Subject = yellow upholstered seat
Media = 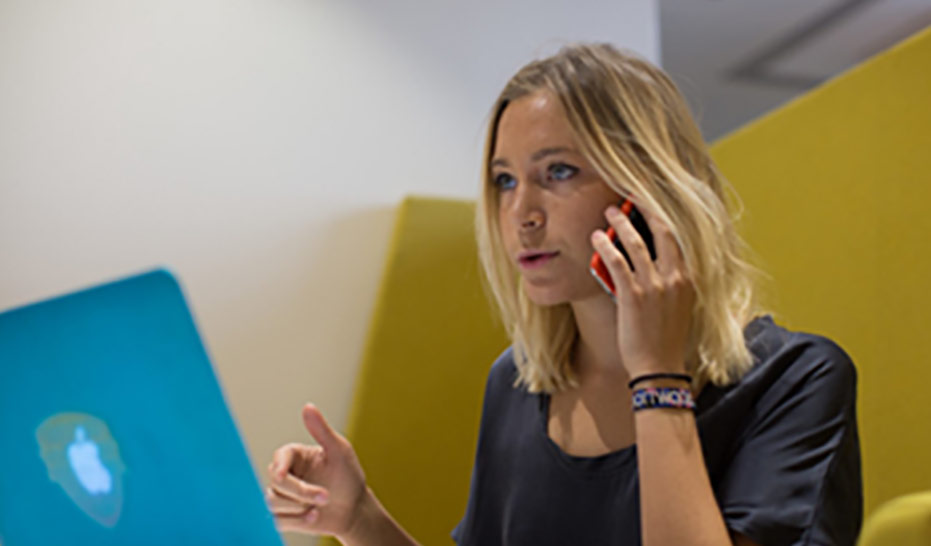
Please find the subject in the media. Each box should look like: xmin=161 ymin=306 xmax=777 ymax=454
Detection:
xmin=858 ymin=491 xmax=931 ymax=546
xmin=320 ymin=196 xmax=509 ymax=546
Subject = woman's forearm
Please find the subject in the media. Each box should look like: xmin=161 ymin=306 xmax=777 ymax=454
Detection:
xmin=635 ymin=402 xmax=732 ymax=546
xmin=339 ymin=487 xmax=420 ymax=546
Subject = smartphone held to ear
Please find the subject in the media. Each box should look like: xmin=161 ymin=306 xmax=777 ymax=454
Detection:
xmin=589 ymin=198 xmax=657 ymax=298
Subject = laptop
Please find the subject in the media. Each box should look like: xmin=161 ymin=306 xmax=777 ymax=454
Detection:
xmin=0 ymin=269 xmax=283 ymax=545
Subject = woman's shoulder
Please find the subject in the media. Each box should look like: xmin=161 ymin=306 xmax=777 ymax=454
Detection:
xmin=745 ymin=314 xmax=857 ymax=388
xmin=484 ymin=346 xmax=520 ymax=394
xmin=475 ymin=346 xmax=542 ymax=434
xmin=698 ymin=315 xmax=857 ymax=419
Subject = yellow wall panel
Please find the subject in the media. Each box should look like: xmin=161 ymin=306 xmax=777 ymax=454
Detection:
xmin=711 ymin=25 xmax=931 ymax=516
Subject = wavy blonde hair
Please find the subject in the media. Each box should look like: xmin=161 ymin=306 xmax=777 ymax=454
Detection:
xmin=475 ymin=43 xmax=771 ymax=393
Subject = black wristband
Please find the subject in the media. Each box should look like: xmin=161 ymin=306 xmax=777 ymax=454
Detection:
xmin=627 ymin=372 xmax=692 ymax=390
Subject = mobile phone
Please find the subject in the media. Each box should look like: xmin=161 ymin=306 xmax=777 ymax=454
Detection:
xmin=589 ymin=197 xmax=657 ymax=298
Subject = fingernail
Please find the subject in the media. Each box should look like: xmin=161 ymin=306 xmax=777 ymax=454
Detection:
xmin=313 ymin=493 xmax=328 ymax=504
xmin=606 ymin=205 xmax=620 ymax=218
xmin=305 ymin=509 xmax=319 ymax=524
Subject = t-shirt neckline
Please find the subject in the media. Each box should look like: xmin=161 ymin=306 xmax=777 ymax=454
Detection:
xmin=538 ymin=392 xmax=638 ymax=474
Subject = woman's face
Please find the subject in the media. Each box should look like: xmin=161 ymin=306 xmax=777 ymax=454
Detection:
xmin=492 ymin=90 xmax=621 ymax=306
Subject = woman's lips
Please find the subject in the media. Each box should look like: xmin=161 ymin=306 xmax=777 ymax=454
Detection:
xmin=518 ymin=251 xmax=560 ymax=270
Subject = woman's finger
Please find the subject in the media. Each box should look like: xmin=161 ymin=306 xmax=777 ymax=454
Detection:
xmin=266 ymin=487 xmax=312 ymax=517
xmin=303 ymin=403 xmax=344 ymax=453
xmin=270 ymin=473 xmax=330 ymax=506
xmin=270 ymin=443 xmax=301 ymax=481
xmin=272 ymin=442 xmax=324 ymax=482
xmin=275 ymin=507 xmax=321 ymax=534
xmin=591 ymin=228 xmax=635 ymax=296
xmin=635 ymin=204 xmax=686 ymax=275
xmin=605 ymin=205 xmax=654 ymax=280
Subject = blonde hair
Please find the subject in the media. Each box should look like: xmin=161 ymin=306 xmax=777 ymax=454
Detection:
xmin=475 ymin=43 xmax=770 ymax=393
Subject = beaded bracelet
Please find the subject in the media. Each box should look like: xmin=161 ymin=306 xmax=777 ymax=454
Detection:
xmin=627 ymin=372 xmax=692 ymax=390
xmin=632 ymin=387 xmax=696 ymax=412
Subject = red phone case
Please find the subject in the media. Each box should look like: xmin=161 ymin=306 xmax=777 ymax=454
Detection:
xmin=589 ymin=198 xmax=636 ymax=298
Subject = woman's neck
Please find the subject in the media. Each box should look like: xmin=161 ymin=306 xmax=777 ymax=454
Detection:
xmin=569 ymin=295 xmax=628 ymax=384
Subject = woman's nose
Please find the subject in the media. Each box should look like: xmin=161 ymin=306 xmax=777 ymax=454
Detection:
xmin=521 ymin=210 xmax=544 ymax=230
xmin=506 ymin=177 xmax=545 ymax=231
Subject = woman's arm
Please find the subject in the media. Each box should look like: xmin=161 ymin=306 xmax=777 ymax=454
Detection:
xmin=634 ymin=393 xmax=759 ymax=546
xmin=590 ymin=205 xmax=761 ymax=545
xmin=338 ymin=487 xmax=419 ymax=546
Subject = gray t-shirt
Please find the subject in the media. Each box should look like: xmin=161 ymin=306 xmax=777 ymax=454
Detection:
xmin=452 ymin=315 xmax=862 ymax=545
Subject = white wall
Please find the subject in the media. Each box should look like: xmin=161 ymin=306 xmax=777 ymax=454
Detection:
xmin=0 ymin=1 xmax=657 ymax=543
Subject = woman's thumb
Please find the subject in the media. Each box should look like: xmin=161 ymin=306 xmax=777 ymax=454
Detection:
xmin=302 ymin=403 xmax=341 ymax=450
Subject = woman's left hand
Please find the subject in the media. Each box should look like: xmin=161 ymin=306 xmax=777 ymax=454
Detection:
xmin=590 ymin=202 xmax=696 ymax=379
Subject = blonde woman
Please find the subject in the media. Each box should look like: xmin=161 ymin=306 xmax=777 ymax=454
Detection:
xmin=265 ymin=43 xmax=862 ymax=545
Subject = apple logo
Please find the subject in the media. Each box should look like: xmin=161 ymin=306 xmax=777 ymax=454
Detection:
xmin=67 ymin=426 xmax=112 ymax=496
xmin=36 ymin=413 xmax=126 ymax=528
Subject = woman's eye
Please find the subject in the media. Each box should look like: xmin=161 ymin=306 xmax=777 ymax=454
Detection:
xmin=493 ymin=173 xmax=516 ymax=190
xmin=548 ymin=163 xmax=578 ymax=181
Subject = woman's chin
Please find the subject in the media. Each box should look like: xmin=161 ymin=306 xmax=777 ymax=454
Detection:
xmin=523 ymin=278 xmax=612 ymax=307
xmin=522 ymin=282 xmax=571 ymax=307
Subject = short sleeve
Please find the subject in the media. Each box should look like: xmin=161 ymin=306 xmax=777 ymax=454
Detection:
xmin=717 ymin=336 xmax=862 ymax=545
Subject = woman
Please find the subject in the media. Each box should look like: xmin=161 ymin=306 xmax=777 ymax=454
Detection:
xmin=265 ymin=43 xmax=862 ymax=545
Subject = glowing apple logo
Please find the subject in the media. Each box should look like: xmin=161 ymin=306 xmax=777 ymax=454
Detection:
xmin=36 ymin=414 xmax=126 ymax=528
xmin=68 ymin=426 xmax=112 ymax=495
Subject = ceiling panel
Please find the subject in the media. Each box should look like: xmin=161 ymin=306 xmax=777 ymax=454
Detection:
xmin=660 ymin=0 xmax=931 ymax=140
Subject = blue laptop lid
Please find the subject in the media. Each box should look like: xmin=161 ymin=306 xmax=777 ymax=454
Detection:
xmin=0 ymin=269 xmax=283 ymax=545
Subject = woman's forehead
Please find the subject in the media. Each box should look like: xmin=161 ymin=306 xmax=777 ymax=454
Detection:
xmin=493 ymin=92 xmax=577 ymax=161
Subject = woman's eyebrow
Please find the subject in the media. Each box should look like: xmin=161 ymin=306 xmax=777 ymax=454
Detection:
xmin=531 ymin=146 xmax=576 ymax=161
xmin=491 ymin=146 xmax=577 ymax=169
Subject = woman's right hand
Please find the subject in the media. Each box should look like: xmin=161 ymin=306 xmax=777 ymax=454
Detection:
xmin=266 ymin=403 xmax=368 ymax=538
